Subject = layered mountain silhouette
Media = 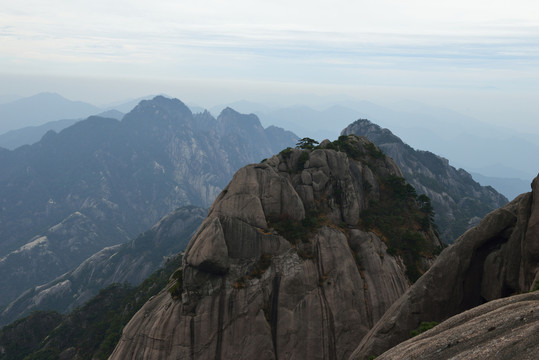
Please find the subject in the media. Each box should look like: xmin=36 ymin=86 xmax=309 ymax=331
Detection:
xmin=342 ymin=119 xmax=508 ymax=243
xmin=1 ymin=130 xmax=537 ymax=359
xmin=0 ymin=96 xmax=298 ymax=308
xmin=0 ymin=93 xmax=101 ymax=134
xmin=0 ymin=109 xmax=124 ymax=150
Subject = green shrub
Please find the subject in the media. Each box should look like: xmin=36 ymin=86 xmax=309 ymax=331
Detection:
xmin=360 ymin=175 xmax=438 ymax=283
xmin=296 ymin=137 xmax=319 ymax=150
xmin=168 ymin=281 xmax=182 ymax=299
xmin=279 ymin=147 xmax=293 ymax=158
xmin=410 ymin=321 xmax=438 ymax=337
xmin=297 ymin=151 xmax=309 ymax=171
xmin=364 ymin=142 xmax=384 ymax=159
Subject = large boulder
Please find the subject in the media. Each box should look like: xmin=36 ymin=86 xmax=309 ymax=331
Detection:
xmin=374 ymin=291 xmax=539 ymax=360
xmin=350 ymin=173 xmax=539 ymax=359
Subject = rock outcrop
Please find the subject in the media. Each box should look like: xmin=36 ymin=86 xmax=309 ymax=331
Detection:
xmin=110 ymin=135 xmax=442 ymax=360
xmin=342 ymin=119 xmax=508 ymax=243
xmin=373 ymin=291 xmax=539 ymax=360
xmin=350 ymin=173 xmax=539 ymax=359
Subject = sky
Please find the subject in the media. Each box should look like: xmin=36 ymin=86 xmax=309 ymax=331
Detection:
xmin=1 ymin=0 xmax=538 ymax=132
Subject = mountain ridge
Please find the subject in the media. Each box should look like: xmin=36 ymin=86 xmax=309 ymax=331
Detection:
xmin=0 ymin=93 xmax=101 ymax=134
xmin=342 ymin=119 xmax=508 ymax=242
xmin=0 ymin=96 xmax=298 ymax=308
xmin=0 ymin=206 xmax=206 ymax=327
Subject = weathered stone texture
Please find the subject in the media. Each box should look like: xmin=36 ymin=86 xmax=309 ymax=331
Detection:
xmin=110 ymin=139 xmax=432 ymax=360
xmin=350 ymin=173 xmax=539 ymax=360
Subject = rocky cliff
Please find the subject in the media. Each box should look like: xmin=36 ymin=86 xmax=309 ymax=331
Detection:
xmin=372 ymin=291 xmax=539 ymax=360
xmin=0 ymin=96 xmax=297 ymax=307
xmin=342 ymin=119 xmax=508 ymax=243
xmin=109 ymin=135 xmax=442 ymax=360
xmin=350 ymin=173 xmax=539 ymax=359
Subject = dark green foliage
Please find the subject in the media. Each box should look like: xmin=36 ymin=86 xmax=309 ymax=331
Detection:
xmin=323 ymin=135 xmax=362 ymax=160
xmin=532 ymin=281 xmax=539 ymax=292
xmin=168 ymin=282 xmax=182 ymax=299
xmin=1 ymin=256 xmax=184 ymax=360
xmin=364 ymin=142 xmax=384 ymax=159
xmin=297 ymin=151 xmax=309 ymax=171
xmin=295 ymin=137 xmax=319 ymax=150
xmin=268 ymin=211 xmax=325 ymax=246
xmin=279 ymin=147 xmax=293 ymax=158
xmin=168 ymin=268 xmax=183 ymax=299
xmin=360 ymin=175 xmax=438 ymax=283
xmin=22 ymin=348 xmax=59 ymax=360
xmin=0 ymin=311 xmax=62 ymax=360
xmin=362 ymin=180 xmax=373 ymax=193
xmin=410 ymin=321 xmax=438 ymax=337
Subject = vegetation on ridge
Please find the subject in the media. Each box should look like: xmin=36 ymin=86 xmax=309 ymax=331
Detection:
xmin=272 ymin=135 xmax=442 ymax=283
xmin=360 ymin=175 xmax=442 ymax=282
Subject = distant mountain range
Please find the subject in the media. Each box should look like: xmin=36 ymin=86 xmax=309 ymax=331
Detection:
xmin=0 ymin=96 xmax=298 ymax=308
xmin=470 ymin=172 xmax=531 ymax=201
xmin=0 ymin=98 xmax=537 ymax=359
xmin=0 ymin=93 xmax=101 ymax=134
xmin=2 ymin=93 xmax=536 ymax=197
xmin=215 ymin=99 xmax=538 ymax=194
xmin=0 ymin=110 xmax=124 ymax=150
xmin=0 ymin=206 xmax=206 ymax=327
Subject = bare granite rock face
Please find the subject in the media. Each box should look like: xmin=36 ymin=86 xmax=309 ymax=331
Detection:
xmin=349 ymin=173 xmax=539 ymax=360
xmin=374 ymin=291 xmax=539 ymax=360
xmin=110 ymin=135 xmax=442 ymax=360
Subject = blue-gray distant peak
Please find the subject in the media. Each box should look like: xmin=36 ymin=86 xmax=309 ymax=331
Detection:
xmin=217 ymin=107 xmax=262 ymax=128
xmin=0 ymin=92 xmax=101 ymax=134
xmin=123 ymin=96 xmax=193 ymax=125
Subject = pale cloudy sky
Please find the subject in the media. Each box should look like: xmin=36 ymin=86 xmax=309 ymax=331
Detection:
xmin=1 ymin=0 xmax=538 ymax=131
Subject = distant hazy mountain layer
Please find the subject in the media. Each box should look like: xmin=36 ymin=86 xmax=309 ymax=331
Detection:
xmin=0 ymin=96 xmax=298 ymax=307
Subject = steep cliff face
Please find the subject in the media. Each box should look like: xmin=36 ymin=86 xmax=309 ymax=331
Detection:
xmin=342 ymin=119 xmax=508 ymax=243
xmin=110 ymin=135 xmax=442 ymax=360
xmin=350 ymin=173 xmax=539 ymax=359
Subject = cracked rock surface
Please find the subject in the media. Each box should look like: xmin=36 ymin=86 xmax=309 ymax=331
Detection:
xmin=110 ymin=136 xmax=441 ymax=360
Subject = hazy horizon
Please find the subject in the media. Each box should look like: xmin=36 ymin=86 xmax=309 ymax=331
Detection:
xmin=1 ymin=0 xmax=538 ymax=134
